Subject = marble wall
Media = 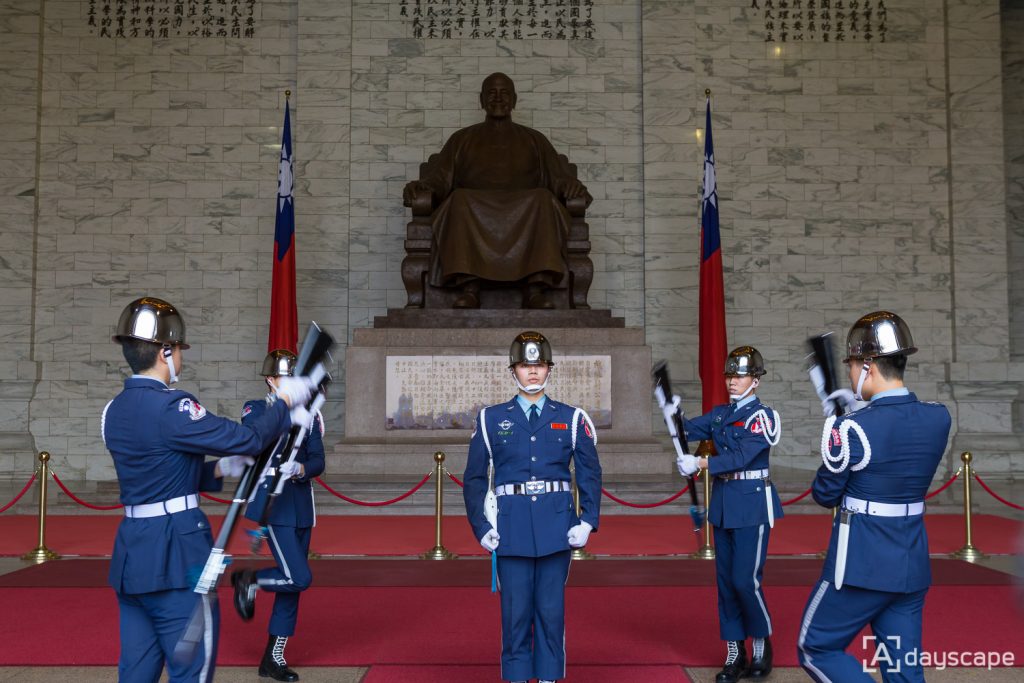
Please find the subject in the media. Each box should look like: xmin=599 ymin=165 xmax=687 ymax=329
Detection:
xmin=0 ymin=0 xmax=1020 ymax=482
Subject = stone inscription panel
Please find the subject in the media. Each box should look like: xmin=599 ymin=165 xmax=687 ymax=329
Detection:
xmin=386 ymin=355 xmax=612 ymax=430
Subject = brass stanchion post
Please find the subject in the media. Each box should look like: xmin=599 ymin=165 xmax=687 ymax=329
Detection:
xmin=22 ymin=452 xmax=60 ymax=564
xmin=950 ymin=451 xmax=986 ymax=562
xmin=421 ymin=451 xmax=456 ymax=560
xmin=570 ymin=464 xmax=594 ymax=560
xmin=692 ymin=440 xmax=715 ymax=560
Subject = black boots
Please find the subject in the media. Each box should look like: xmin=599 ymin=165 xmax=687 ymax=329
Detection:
xmin=715 ymin=640 xmax=749 ymax=683
xmin=749 ymin=637 xmax=773 ymax=678
xmin=231 ymin=568 xmax=258 ymax=621
xmin=260 ymin=634 xmax=299 ymax=681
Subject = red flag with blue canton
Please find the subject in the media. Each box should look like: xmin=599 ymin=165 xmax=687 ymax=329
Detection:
xmin=269 ymin=98 xmax=298 ymax=354
xmin=699 ymin=96 xmax=729 ymax=413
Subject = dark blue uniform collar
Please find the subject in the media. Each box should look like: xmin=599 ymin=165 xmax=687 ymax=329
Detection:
xmin=868 ymin=390 xmax=917 ymax=405
xmin=125 ymin=375 xmax=170 ymax=390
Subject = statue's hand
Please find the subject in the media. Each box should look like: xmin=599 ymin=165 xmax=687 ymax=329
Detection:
xmin=560 ymin=179 xmax=587 ymax=201
xmin=403 ymin=181 xmax=433 ymax=206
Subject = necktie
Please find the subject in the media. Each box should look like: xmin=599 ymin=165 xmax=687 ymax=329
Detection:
xmin=529 ymin=404 xmax=539 ymax=427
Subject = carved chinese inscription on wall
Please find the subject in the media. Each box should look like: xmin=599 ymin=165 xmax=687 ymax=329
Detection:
xmin=751 ymin=0 xmax=888 ymax=43
xmin=397 ymin=0 xmax=596 ymax=40
xmin=88 ymin=0 xmax=258 ymax=39
xmin=386 ymin=355 xmax=612 ymax=430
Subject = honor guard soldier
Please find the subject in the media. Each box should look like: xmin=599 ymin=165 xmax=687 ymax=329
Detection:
xmin=797 ymin=312 xmax=951 ymax=682
xmin=232 ymin=349 xmax=326 ymax=682
xmin=103 ymin=298 xmax=310 ymax=683
xmin=677 ymin=346 xmax=783 ymax=682
xmin=463 ymin=331 xmax=602 ymax=683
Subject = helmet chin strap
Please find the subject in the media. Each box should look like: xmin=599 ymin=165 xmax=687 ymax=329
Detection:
xmin=162 ymin=345 xmax=179 ymax=385
xmin=854 ymin=359 xmax=872 ymax=401
xmin=730 ymin=377 xmax=759 ymax=402
xmin=512 ymin=367 xmax=549 ymax=395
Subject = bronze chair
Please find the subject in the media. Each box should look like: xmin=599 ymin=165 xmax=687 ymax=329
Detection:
xmin=401 ymin=152 xmax=594 ymax=310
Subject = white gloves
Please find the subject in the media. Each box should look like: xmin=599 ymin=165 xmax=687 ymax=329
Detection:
xmin=276 ymin=376 xmax=313 ymax=407
xmin=219 ymin=455 xmax=254 ymax=478
xmin=278 ymin=460 xmax=304 ymax=479
xmin=823 ymin=388 xmax=857 ymax=417
xmin=677 ymin=453 xmax=699 ymax=477
xmin=290 ymin=404 xmax=313 ymax=429
xmin=480 ymin=527 xmax=500 ymax=552
xmin=567 ymin=521 xmax=593 ymax=548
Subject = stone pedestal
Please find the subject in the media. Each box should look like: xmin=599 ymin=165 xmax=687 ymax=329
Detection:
xmin=328 ymin=325 xmax=669 ymax=476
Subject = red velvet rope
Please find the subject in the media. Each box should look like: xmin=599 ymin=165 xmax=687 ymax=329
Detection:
xmin=601 ymin=484 xmax=690 ymax=509
xmin=0 ymin=473 xmax=37 ymax=514
xmin=50 ymin=471 xmax=123 ymax=510
xmin=974 ymin=473 xmax=1024 ymax=511
xmin=199 ymin=492 xmax=231 ymax=504
xmin=780 ymin=487 xmax=813 ymax=506
xmin=924 ymin=471 xmax=960 ymax=500
xmin=446 ymin=470 xmax=464 ymax=488
xmin=314 ymin=473 xmax=432 ymax=507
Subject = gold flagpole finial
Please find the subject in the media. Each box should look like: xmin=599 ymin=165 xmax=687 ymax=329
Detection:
xmin=285 ymin=90 xmax=291 ymax=99
xmin=705 ymin=88 xmax=711 ymax=97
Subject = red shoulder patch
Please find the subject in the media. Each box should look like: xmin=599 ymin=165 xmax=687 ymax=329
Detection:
xmin=829 ymin=427 xmax=841 ymax=450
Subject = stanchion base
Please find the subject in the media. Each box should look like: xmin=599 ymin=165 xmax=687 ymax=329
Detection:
xmin=307 ymin=550 xmax=322 ymax=560
xmin=950 ymin=545 xmax=987 ymax=563
xmin=571 ymin=547 xmax=595 ymax=561
xmin=420 ymin=546 xmax=457 ymax=560
xmin=691 ymin=545 xmax=716 ymax=560
xmin=21 ymin=546 xmax=60 ymax=564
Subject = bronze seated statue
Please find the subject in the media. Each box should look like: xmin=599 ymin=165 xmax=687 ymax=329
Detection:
xmin=402 ymin=73 xmax=594 ymax=310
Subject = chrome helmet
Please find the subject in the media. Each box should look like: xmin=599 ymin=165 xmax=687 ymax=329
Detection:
xmin=112 ymin=297 xmax=189 ymax=349
xmin=724 ymin=346 xmax=766 ymax=378
xmin=508 ymin=331 xmax=554 ymax=368
xmin=261 ymin=349 xmax=297 ymax=377
xmin=845 ymin=311 xmax=917 ymax=361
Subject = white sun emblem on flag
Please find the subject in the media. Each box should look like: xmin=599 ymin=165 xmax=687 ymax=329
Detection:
xmin=278 ymin=146 xmax=294 ymax=213
xmin=702 ymin=151 xmax=717 ymax=209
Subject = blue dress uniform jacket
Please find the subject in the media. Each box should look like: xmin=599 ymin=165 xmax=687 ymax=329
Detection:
xmin=102 ymin=375 xmax=291 ymax=683
xmin=683 ymin=398 xmax=784 ymax=529
xmin=812 ymin=392 xmax=951 ymax=593
xmin=798 ymin=390 xmax=952 ymax=683
xmin=241 ymin=396 xmax=326 ymax=637
xmin=463 ymin=396 xmax=602 ymax=682
xmin=463 ymin=397 xmax=601 ymax=556
xmin=243 ymin=398 xmax=325 ymax=529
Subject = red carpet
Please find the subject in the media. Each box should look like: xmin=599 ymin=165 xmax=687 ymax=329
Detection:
xmin=1 ymin=584 xmax=1022 ymax=667
xmin=0 ymin=557 xmax=1011 ymax=588
xmin=361 ymin=665 xmax=689 ymax=682
xmin=2 ymin=513 xmax=1022 ymax=557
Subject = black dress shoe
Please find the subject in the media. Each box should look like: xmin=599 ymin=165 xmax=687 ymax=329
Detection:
xmin=231 ymin=568 xmax=257 ymax=621
xmin=526 ymin=288 xmax=555 ymax=309
xmin=748 ymin=637 xmax=773 ymax=678
xmin=260 ymin=635 xmax=299 ymax=681
xmin=715 ymin=640 xmax=749 ymax=683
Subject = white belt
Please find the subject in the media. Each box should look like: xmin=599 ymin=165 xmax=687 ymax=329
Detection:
xmin=124 ymin=494 xmax=199 ymax=519
xmin=495 ymin=480 xmax=571 ymax=497
xmin=843 ymin=496 xmax=924 ymax=517
xmin=718 ymin=468 xmax=769 ymax=481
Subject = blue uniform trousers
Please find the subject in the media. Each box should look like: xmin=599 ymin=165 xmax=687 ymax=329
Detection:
xmin=117 ymin=588 xmax=219 ymax=683
xmin=713 ymin=524 xmax=773 ymax=641
xmin=257 ymin=524 xmax=313 ymax=637
xmin=497 ymin=550 xmax=572 ymax=682
xmin=799 ymin=579 xmax=928 ymax=683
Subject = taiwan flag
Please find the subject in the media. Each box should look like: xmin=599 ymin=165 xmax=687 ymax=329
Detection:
xmin=699 ymin=95 xmax=729 ymax=412
xmin=269 ymin=98 xmax=298 ymax=354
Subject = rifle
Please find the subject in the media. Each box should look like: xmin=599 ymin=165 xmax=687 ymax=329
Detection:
xmin=173 ymin=321 xmax=334 ymax=664
xmin=651 ymin=361 xmax=706 ymax=540
xmin=806 ymin=332 xmax=847 ymax=417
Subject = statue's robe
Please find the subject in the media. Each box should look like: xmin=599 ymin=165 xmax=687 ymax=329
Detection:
xmin=420 ymin=120 xmax=580 ymax=287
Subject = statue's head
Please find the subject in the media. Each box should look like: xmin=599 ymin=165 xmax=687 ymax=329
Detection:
xmin=480 ymin=72 xmax=517 ymax=120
